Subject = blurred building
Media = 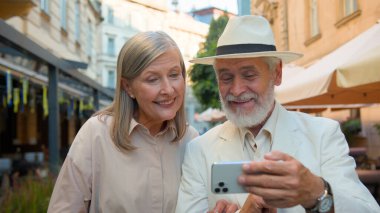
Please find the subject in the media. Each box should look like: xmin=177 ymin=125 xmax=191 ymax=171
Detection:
xmin=250 ymin=0 xmax=380 ymax=158
xmin=189 ymin=6 xmax=236 ymax=24
xmin=0 ymin=0 xmax=113 ymax=173
xmin=237 ymin=0 xmax=251 ymax=16
xmin=98 ymin=0 xmax=209 ymax=130
xmin=98 ymin=0 xmax=209 ymax=89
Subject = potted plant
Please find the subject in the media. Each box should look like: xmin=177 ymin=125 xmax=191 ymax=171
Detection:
xmin=341 ymin=118 xmax=367 ymax=147
xmin=374 ymin=123 xmax=380 ymax=135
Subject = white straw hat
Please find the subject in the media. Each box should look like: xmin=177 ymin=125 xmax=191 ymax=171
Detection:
xmin=190 ymin=15 xmax=302 ymax=65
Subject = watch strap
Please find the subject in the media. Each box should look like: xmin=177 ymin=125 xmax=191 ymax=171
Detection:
xmin=305 ymin=177 xmax=332 ymax=213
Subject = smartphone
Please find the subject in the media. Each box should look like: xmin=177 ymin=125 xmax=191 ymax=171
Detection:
xmin=211 ymin=161 xmax=250 ymax=194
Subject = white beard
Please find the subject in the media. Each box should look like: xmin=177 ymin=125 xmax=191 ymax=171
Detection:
xmin=220 ymin=81 xmax=275 ymax=128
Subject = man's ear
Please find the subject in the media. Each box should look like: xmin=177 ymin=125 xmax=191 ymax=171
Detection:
xmin=121 ymin=78 xmax=134 ymax=98
xmin=274 ymin=61 xmax=282 ymax=86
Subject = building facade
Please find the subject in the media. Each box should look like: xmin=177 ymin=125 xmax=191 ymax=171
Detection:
xmin=6 ymin=0 xmax=102 ymax=81
xmin=190 ymin=7 xmax=236 ymax=24
xmin=97 ymin=0 xmax=210 ymax=130
xmin=98 ymin=0 xmax=209 ymax=90
xmin=250 ymin=0 xmax=380 ymax=158
xmin=0 ymin=0 xmax=113 ymax=173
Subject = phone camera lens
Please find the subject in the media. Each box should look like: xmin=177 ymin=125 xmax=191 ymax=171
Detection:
xmin=215 ymin=188 xmax=220 ymax=193
xmin=222 ymin=188 xmax=228 ymax=193
xmin=218 ymin=182 xmax=225 ymax=187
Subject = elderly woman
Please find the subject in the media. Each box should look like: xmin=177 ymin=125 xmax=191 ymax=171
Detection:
xmin=48 ymin=31 xmax=198 ymax=213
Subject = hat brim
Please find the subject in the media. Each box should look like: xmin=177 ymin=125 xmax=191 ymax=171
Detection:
xmin=190 ymin=51 xmax=303 ymax=65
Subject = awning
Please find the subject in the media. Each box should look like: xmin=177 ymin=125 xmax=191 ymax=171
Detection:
xmin=0 ymin=57 xmax=86 ymax=98
xmin=0 ymin=20 xmax=114 ymax=99
xmin=0 ymin=0 xmax=35 ymax=19
xmin=275 ymin=22 xmax=380 ymax=106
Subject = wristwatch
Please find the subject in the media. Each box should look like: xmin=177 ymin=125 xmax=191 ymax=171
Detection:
xmin=305 ymin=178 xmax=333 ymax=213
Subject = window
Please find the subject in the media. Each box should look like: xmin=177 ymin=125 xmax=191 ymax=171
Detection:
xmin=60 ymin=0 xmax=67 ymax=30
xmin=75 ymin=0 xmax=80 ymax=42
xmin=343 ymin=0 xmax=358 ymax=16
xmin=108 ymin=8 xmax=114 ymax=24
xmin=108 ymin=70 xmax=115 ymax=88
xmin=335 ymin=0 xmax=360 ymax=27
xmin=87 ymin=21 xmax=92 ymax=56
xmin=107 ymin=37 xmax=115 ymax=56
xmin=310 ymin=0 xmax=319 ymax=37
xmin=304 ymin=0 xmax=321 ymax=46
xmin=40 ymin=0 xmax=49 ymax=13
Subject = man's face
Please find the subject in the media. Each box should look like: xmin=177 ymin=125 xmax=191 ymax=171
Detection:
xmin=214 ymin=57 xmax=282 ymax=128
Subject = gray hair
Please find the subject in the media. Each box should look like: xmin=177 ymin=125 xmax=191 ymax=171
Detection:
xmin=262 ymin=57 xmax=281 ymax=72
xmin=96 ymin=31 xmax=187 ymax=152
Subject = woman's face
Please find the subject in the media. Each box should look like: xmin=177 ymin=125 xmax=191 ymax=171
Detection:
xmin=122 ymin=48 xmax=185 ymax=128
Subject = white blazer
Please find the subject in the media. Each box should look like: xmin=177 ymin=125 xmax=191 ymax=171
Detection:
xmin=176 ymin=104 xmax=380 ymax=213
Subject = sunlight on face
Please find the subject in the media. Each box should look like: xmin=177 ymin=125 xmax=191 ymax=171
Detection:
xmin=220 ymin=79 xmax=275 ymax=128
xmin=127 ymin=48 xmax=185 ymax=126
xmin=215 ymin=57 xmax=278 ymax=128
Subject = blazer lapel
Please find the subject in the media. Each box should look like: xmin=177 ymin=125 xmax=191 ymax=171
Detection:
xmin=214 ymin=121 xmax=247 ymax=161
xmin=209 ymin=121 xmax=249 ymax=207
xmin=271 ymin=105 xmax=301 ymax=157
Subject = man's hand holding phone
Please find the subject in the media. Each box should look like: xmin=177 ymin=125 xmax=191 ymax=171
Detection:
xmin=210 ymin=159 xmax=278 ymax=212
xmin=237 ymin=151 xmax=325 ymax=209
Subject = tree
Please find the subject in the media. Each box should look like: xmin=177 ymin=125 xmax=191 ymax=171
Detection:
xmin=189 ymin=14 xmax=229 ymax=110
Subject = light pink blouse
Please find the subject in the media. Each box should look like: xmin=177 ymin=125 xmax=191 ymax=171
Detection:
xmin=48 ymin=115 xmax=198 ymax=213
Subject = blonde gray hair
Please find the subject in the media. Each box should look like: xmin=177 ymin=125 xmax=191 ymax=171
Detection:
xmin=96 ymin=31 xmax=187 ymax=152
xmin=262 ymin=57 xmax=281 ymax=72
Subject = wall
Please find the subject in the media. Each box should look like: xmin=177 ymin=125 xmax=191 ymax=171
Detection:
xmin=5 ymin=0 xmax=102 ymax=81
xmin=251 ymin=0 xmax=380 ymax=158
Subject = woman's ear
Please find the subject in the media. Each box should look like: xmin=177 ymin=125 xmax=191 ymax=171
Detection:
xmin=121 ymin=78 xmax=134 ymax=98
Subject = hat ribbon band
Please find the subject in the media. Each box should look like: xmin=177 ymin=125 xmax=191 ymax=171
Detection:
xmin=216 ymin=44 xmax=276 ymax=55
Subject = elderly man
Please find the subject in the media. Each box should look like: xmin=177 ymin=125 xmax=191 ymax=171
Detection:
xmin=175 ymin=16 xmax=380 ymax=213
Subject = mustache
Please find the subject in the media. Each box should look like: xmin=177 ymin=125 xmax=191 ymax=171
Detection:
xmin=225 ymin=92 xmax=258 ymax=102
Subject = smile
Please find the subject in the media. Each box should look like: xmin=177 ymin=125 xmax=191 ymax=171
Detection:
xmin=230 ymin=99 xmax=252 ymax=103
xmin=155 ymin=99 xmax=175 ymax=105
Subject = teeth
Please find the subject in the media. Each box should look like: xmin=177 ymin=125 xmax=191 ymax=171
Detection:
xmin=234 ymin=99 xmax=251 ymax=103
xmin=158 ymin=99 xmax=174 ymax=105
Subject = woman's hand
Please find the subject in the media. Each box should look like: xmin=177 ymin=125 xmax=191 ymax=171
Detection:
xmin=240 ymin=194 xmax=277 ymax=213
xmin=208 ymin=199 xmax=238 ymax=213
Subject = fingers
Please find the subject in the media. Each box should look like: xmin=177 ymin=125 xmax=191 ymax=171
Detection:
xmin=241 ymin=152 xmax=303 ymax=177
xmin=240 ymin=172 xmax=301 ymax=190
xmin=211 ymin=200 xmax=229 ymax=213
xmin=263 ymin=208 xmax=277 ymax=213
xmin=241 ymin=194 xmax=277 ymax=213
xmin=237 ymin=151 xmax=320 ymax=209
xmin=240 ymin=161 xmax=288 ymax=178
xmin=245 ymin=187 xmax=308 ymax=208
xmin=210 ymin=199 xmax=238 ymax=213
xmin=264 ymin=151 xmax=292 ymax=161
xmin=225 ymin=203 xmax=239 ymax=213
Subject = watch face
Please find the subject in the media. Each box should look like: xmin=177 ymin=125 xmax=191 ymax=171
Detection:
xmin=319 ymin=195 xmax=333 ymax=213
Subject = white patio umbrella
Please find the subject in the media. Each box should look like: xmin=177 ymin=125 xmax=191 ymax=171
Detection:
xmin=275 ymin=22 xmax=380 ymax=106
xmin=194 ymin=108 xmax=226 ymax=122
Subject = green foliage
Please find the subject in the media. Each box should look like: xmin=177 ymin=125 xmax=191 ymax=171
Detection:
xmin=374 ymin=123 xmax=380 ymax=135
xmin=1 ymin=176 xmax=54 ymax=213
xmin=341 ymin=119 xmax=362 ymax=143
xmin=189 ymin=14 xmax=229 ymax=110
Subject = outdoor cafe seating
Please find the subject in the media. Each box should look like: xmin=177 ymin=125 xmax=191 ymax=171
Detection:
xmin=349 ymin=147 xmax=380 ymax=203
